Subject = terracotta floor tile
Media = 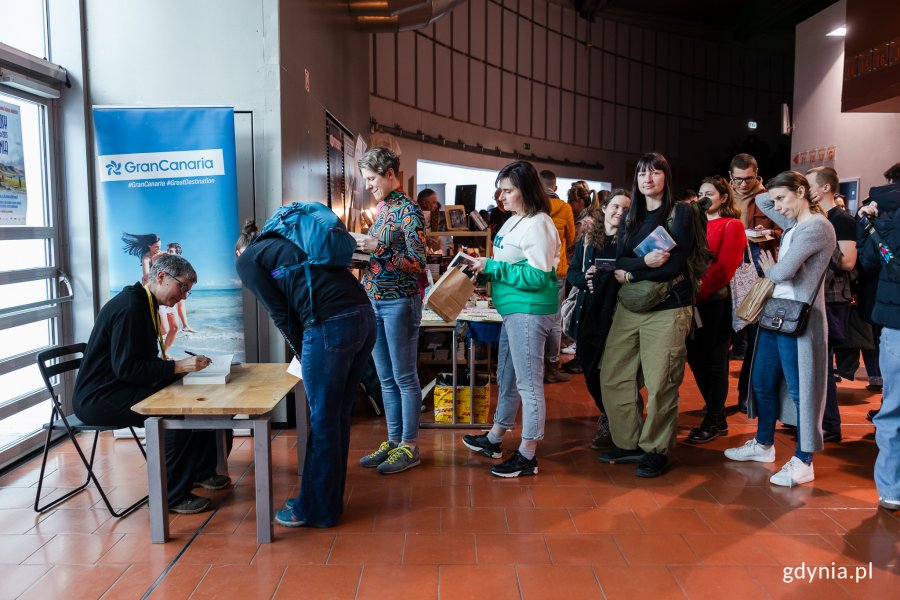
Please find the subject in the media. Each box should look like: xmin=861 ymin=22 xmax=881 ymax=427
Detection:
xmin=506 ymin=508 xmax=576 ymax=533
xmin=99 ymin=563 xmax=166 ymax=600
xmin=836 ymin=565 xmax=900 ymax=599
xmin=613 ymin=534 xmax=699 ymax=565
xmin=346 ymin=483 xmax=411 ymax=509
xmin=23 ymin=532 xmax=123 ymax=565
xmin=669 ymin=566 xmax=769 ymax=600
xmin=681 ymin=533 xmax=778 ymax=565
xmin=590 ymin=486 xmax=660 ymax=510
xmin=402 ymin=532 xmax=476 ymax=564
xmin=474 ymin=533 xmax=550 ymax=565
xmin=545 ymin=533 xmax=625 ymax=565
xmin=143 ymin=562 xmax=209 ymax=599
xmin=274 ymin=565 xmax=362 ymax=599
xmin=694 ymin=507 xmax=775 ymax=534
xmin=29 ymin=508 xmax=112 ymax=535
xmin=440 ymin=508 xmax=508 ymax=533
xmin=373 ymin=506 xmax=441 ymax=533
xmin=530 ymin=486 xmax=596 ymax=508
xmin=438 ymin=565 xmax=520 ymax=600
xmin=410 ymin=485 xmax=471 ymax=507
xmin=328 ymin=533 xmax=405 ymax=564
xmin=0 ymin=564 xmax=52 ymax=600
xmin=178 ymin=533 xmax=260 ymax=565
xmin=190 ymin=564 xmax=286 ymax=599
xmin=632 ymin=508 xmax=712 ymax=534
xmin=18 ymin=564 xmax=129 ymax=600
xmin=568 ymin=507 xmax=644 ymax=534
xmin=594 ymin=566 xmax=685 ymax=599
xmin=751 ymin=533 xmax=849 ymax=565
xmin=93 ymin=508 xmax=152 ymax=535
xmin=832 ymin=533 xmax=900 ymax=568
xmin=747 ymin=565 xmax=854 ymax=599
xmin=516 ymin=565 xmax=602 ymax=600
xmin=820 ymin=508 xmax=900 ymax=534
xmin=326 ymin=505 xmax=376 ymax=533
xmin=250 ymin=533 xmax=335 ymax=565
xmin=471 ymin=485 xmax=534 ymax=508
xmin=357 ymin=565 xmax=438 ymax=600
xmin=0 ymin=486 xmax=45 ymax=510
xmin=0 ymin=508 xmax=46 ymax=534
xmin=761 ymin=507 xmax=851 ymax=534
xmin=0 ymin=534 xmax=53 ymax=565
xmin=97 ymin=533 xmax=191 ymax=566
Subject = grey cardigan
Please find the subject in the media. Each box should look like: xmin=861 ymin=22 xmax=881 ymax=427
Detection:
xmin=748 ymin=193 xmax=836 ymax=453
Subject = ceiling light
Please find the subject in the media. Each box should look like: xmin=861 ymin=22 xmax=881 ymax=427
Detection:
xmin=827 ymin=26 xmax=847 ymax=37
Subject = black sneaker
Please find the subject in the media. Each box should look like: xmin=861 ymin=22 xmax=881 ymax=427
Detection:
xmin=462 ymin=432 xmax=502 ymax=458
xmin=491 ymin=450 xmax=538 ymax=478
xmin=823 ymin=431 xmax=842 ymax=443
xmin=684 ymin=424 xmax=721 ymax=445
xmin=598 ymin=447 xmax=646 ymax=464
xmin=635 ymin=452 xmax=668 ymax=478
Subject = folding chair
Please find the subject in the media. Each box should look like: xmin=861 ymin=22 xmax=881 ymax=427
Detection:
xmin=33 ymin=343 xmax=148 ymax=517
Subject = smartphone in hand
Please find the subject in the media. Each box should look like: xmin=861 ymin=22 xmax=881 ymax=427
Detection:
xmin=594 ymin=258 xmax=616 ymax=271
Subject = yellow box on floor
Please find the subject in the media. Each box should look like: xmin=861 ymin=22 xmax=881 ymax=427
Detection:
xmin=434 ymin=374 xmax=490 ymax=423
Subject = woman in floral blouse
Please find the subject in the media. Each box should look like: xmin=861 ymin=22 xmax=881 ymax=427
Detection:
xmin=356 ymin=147 xmax=427 ymax=474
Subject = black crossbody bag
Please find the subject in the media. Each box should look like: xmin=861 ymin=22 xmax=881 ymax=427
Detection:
xmin=758 ymin=263 xmax=828 ymax=337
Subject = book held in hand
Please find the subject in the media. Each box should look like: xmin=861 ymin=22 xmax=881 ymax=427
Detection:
xmin=182 ymin=353 xmax=234 ymax=385
xmin=634 ymin=226 xmax=676 ymax=257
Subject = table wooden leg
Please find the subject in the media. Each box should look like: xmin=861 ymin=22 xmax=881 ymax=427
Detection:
xmin=145 ymin=417 xmax=169 ymax=543
xmin=253 ymin=417 xmax=273 ymax=543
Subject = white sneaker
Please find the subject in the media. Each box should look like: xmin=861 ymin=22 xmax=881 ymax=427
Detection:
xmin=561 ymin=343 xmax=577 ymax=355
xmin=724 ymin=439 xmax=776 ymax=463
xmin=769 ymin=456 xmax=815 ymax=487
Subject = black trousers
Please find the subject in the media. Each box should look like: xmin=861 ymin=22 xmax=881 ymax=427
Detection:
xmin=685 ymin=299 xmax=732 ymax=421
xmin=576 ymin=336 xmax=606 ymax=413
xmin=737 ymin=324 xmax=759 ymax=398
xmin=75 ymin=382 xmax=226 ymax=508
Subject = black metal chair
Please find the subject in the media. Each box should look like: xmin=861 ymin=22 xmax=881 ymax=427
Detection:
xmin=33 ymin=343 xmax=148 ymax=517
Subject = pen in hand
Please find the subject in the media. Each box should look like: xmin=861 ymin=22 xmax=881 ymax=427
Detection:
xmin=185 ymin=351 xmax=212 ymax=364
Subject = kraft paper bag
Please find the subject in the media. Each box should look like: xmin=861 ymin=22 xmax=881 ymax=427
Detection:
xmin=426 ymin=266 xmax=474 ymax=322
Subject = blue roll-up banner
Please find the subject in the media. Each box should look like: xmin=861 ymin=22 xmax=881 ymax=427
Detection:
xmin=93 ymin=106 xmax=244 ymax=361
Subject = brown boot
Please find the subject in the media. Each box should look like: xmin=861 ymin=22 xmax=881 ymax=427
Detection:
xmin=544 ymin=361 xmax=571 ymax=383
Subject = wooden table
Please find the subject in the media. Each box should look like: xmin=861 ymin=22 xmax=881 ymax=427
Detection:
xmin=132 ymin=363 xmax=299 ymax=543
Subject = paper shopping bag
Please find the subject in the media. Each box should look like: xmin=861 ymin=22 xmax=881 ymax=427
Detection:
xmin=425 ymin=266 xmax=474 ymax=322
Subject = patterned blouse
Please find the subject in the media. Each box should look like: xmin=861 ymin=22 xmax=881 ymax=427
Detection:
xmin=362 ymin=189 xmax=426 ymax=300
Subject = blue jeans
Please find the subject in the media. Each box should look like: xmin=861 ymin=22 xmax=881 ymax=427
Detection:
xmin=874 ymin=327 xmax=900 ymax=501
xmin=752 ymin=328 xmax=812 ymax=463
xmin=372 ymin=295 xmax=423 ymax=442
xmin=494 ymin=312 xmax=555 ymax=441
xmin=293 ymin=304 xmax=376 ymax=526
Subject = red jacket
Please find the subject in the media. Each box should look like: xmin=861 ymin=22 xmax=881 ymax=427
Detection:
xmin=697 ymin=217 xmax=747 ymax=302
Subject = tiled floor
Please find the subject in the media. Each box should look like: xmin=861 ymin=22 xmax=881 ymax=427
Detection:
xmin=0 ymin=362 xmax=897 ymax=599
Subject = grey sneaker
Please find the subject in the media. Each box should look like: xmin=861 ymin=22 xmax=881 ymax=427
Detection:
xmin=360 ymin=441 xmax=398 ymax=468
xmin=377 ymin=445 xmax=420 ymax=474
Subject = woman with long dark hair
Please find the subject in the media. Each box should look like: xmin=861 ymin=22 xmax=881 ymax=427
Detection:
xmin=121 ymin=232 xmax=161 ymax=284
xmin=598 ymin=152 xmax=695 ymax=478
xmin=724 ymin=171 xmax=834 ymax=487
xmin=566 ymin=189 xmax=631 ymax=450
xmin=684 ymin=176 xmax=748 ymax=443
xmin=462 ymin=161 xmax=560 ymax=477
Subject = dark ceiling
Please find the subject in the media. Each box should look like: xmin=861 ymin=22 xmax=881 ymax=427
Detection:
xmin=568 ymin=0 xmax=840 ymax=44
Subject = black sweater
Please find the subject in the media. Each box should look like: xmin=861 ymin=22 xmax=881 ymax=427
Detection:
xmin=236 ymin=234 xmax=369 ymax=358
xmin=616 ymin=203 xmax=694 ymax=310
xmin=73 ymin=283 xmax=178 ymax=424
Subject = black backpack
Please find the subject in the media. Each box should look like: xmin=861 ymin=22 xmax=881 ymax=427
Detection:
xmin=666 ymin=199 xmax=714 ymax=298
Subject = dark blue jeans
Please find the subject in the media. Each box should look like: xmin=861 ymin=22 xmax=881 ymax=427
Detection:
xmin=291 ymin=304 xmax=376 ymax=526
xmin=752 ymin=328 xmax=812 ymax=463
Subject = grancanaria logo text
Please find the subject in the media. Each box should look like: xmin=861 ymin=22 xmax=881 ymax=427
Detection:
xmin=97 ymin=149 xmax=225 ymax=182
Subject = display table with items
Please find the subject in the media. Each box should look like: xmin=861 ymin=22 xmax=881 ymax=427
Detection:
xmin=419 ymin=306 xmax=501 ymax=428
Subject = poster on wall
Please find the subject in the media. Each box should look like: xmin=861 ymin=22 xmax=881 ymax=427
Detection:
xmin=0 ymin=100 xmax=27 ymax=226
xmin=93 ymin=106 xmax=245 ymax=361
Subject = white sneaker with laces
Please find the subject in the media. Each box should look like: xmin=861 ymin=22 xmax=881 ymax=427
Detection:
xmin=724 ymin=439 xmax=776 ymax=463
xmin=769 ymin=456 xmax=815 ymax=487
xmin=561 ymin=343 xmax=577 ymax=355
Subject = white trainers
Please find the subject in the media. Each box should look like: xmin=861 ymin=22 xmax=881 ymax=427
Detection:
xmin=561 ymin=343 xmax=577 ymax=355
xmin=724 ymin=439 xmax=776 ymax=463
xmin=769 ymin=456 xmax=815 ymax=487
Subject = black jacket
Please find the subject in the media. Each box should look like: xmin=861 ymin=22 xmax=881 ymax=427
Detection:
xmin=73 ymin=283 xmax=178 ymax=424
xmin=858 ymin=182 xmax=900 ymax=329
xmin=567 ymin=237 xmax=619 ymax=344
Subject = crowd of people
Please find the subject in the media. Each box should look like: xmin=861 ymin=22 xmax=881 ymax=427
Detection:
xmin=71 ymin=145 xmax=899 ymax=525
